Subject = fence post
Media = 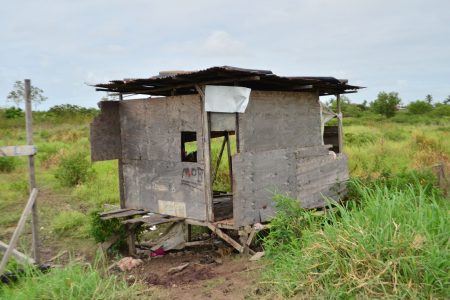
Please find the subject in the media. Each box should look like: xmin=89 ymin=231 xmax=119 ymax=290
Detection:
xmin=25 ymin=79 xmax=40 ymax=264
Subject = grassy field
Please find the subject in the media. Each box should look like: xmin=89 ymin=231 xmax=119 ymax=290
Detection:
xmin=0 ymin=108 xmax=449 ymax=298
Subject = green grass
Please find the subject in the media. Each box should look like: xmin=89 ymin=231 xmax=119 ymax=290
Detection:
xmin=262 ymin=180 xmax=450 ymax=298
xmin=50 ymin=210 xmax=90 ymax=239
xmin=1 ymin=107 xmax=449 ymax=298
xmin=0 ymin=261 xmax=144 ymax=300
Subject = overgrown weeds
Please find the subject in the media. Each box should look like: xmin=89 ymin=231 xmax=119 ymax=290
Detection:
xmin=262 ymin=179 xmax=450 ymax=298
xmin=0 ymin=260 xmax=142 ymax=299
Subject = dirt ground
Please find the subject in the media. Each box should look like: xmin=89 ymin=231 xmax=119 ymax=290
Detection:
xmin=120 ymin=247 xmax=264 ymax=300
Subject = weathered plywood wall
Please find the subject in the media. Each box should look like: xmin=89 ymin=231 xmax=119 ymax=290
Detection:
xmin=238 ymin=91 xmax=322 ymax=152
xmin=90 ymin=101 xmax=121 ymax=162
xmin=119 ymin=95 xmax=207 ymax=220
xmin=232 ymin=147 xmax=348 ymax=227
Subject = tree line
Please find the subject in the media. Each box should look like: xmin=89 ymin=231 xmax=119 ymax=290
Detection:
xmin=4 ymin=80 xmax=450 ymax=119
xmin=328 ymin=92 xmax=450 ymax=118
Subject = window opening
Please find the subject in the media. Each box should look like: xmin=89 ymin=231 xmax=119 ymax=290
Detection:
xmin=181 ymin=131 xmax=197 ymax=162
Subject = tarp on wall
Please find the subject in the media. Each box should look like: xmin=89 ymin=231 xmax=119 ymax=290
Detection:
xmin=205 ymin=85 xmax=251 ymax=113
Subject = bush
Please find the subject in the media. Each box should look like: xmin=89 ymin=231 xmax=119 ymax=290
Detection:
xmin=89 ymin=210 xmax=127 ymax=251
xmin=407 ymin=100 xmax=433 ymax=114
xmin=48 ymin=104 xmax=97 ymax=117
xmin=55 ymin=152 xmax=94 ymax=187
xmin=4 ymin=107 xmax=24 ymax=119
xmin=0 ymin=157 xmax=18 ymax=173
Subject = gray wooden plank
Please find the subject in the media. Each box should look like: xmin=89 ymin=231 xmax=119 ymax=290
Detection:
xmin=238 ymin=91 xmax=322 ymax=152
xmin=90 ymin=101 xmax=121 ymax=162
xmin=0 ymin=145 xmax=37 ymax=157
xmin=100 ymin=209 xmax=149 ymax=220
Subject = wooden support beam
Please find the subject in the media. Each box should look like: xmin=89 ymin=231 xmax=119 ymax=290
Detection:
xmin=196 ymin=85 xmax=214 ymax=222
xmin=336 ymin=93 xmax=344 ymax=153
xmin=0 ymin=241 xmax=35 ymax=265
xmin=206 ymin=223 xmax=244 ymax=253
xmin=0 ymin=188 xmax=38 ymax=274
xmin=25 ymin=80 xmax=40 ymax=264
xmin=225 ymin=132 xmax=233 ymax=192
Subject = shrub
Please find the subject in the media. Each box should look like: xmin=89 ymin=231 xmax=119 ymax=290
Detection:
xmin=55 ymin=152 xmax=94 ymax=187
xmin=48 ymin=104 xmax=97 ymax=117
xmin=407 ymin=100 xmax=433 ymax=114
xmin=89 ymin=210 xmax=127 ymax=251
xmin=0 ymin=157 xmax=18 ymax=173
xmin=4 ymin=107 xmax=24 ymax=119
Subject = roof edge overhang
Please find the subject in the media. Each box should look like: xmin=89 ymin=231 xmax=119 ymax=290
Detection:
xmin=93 ymin=66 xmax=363 ymax=97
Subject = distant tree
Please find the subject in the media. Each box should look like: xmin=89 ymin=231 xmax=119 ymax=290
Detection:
xmin=407 ymin=100 xmax=433 ymax=114
xmin=425 ymin=94 xmax=433 ymax=104
xmin=370 ymin=91 xmax=401 ymax=118
xmin=328 ymin=95 xmax=363 ymax=117
xmin=6 ymin=80 xmax=47 ymax=107
xmin=444 ymin=95 xmax=450 ymax=105
xmin=356 ymin=100 xmax=368 ymax=111
xmin=432 ymin=103 xmax=450 ymax=116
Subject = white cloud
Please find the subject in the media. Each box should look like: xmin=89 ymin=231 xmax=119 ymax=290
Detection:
xmin=1 ymin=0 xmax=449 ymax=108
xmin=200 ymin=31 xmax=245 ymax=56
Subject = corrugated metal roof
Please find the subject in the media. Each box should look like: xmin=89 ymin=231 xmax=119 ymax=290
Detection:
xmin=94 ymin=66 xmax=362 ymax=96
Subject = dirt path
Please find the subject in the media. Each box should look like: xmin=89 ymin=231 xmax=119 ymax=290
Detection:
xmin=123 ymin=248 xmax=264 ymax=299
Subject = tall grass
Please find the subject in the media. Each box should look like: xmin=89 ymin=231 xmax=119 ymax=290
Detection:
xmin=262 ymin=180 xmax=449 ymax=298
xmin=0 ymin=261 xmax=142 ymax=299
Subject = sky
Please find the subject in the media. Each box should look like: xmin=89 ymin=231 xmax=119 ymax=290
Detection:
xmin=1 ymin=0 xmax=449 ymax=109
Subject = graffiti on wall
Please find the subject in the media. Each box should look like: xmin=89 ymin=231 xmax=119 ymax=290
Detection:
xmin=181 ymin=166 xmax=204 ymax=190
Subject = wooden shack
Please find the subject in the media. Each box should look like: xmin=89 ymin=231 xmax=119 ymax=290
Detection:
xmin=91 ymin=66 xmax=361 ymax=253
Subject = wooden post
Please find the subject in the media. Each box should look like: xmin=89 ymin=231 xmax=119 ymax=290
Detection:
xmin=0 ymin=189 xmax=38 ymax=274
xmin=195 ymin=85 xmax=214 ymax=221
xmin=25 ymin=80 xmax=40 ymax=264
xmin=336 ymin=94 xmax=343 ymax=153
xmin=225 ymin=132 xmax=233 ymax=192
xmin=118 ymin=93 xmax=125 ymax=208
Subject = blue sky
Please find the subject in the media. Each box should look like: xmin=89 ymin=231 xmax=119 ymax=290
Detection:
xmin=1 ymin=0 xmax=449 ymax=109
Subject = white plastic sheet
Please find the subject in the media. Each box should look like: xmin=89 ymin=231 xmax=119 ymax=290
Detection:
xmin=204 ymin=85 xmax=251 ymax=113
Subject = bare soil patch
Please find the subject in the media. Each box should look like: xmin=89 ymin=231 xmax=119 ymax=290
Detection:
xmin=123 ymin=247 xmax=263 ymax=299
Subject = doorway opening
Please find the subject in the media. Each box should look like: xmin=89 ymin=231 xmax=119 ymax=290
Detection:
xmin=210 ymin=131 xmax=236 ymax=221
